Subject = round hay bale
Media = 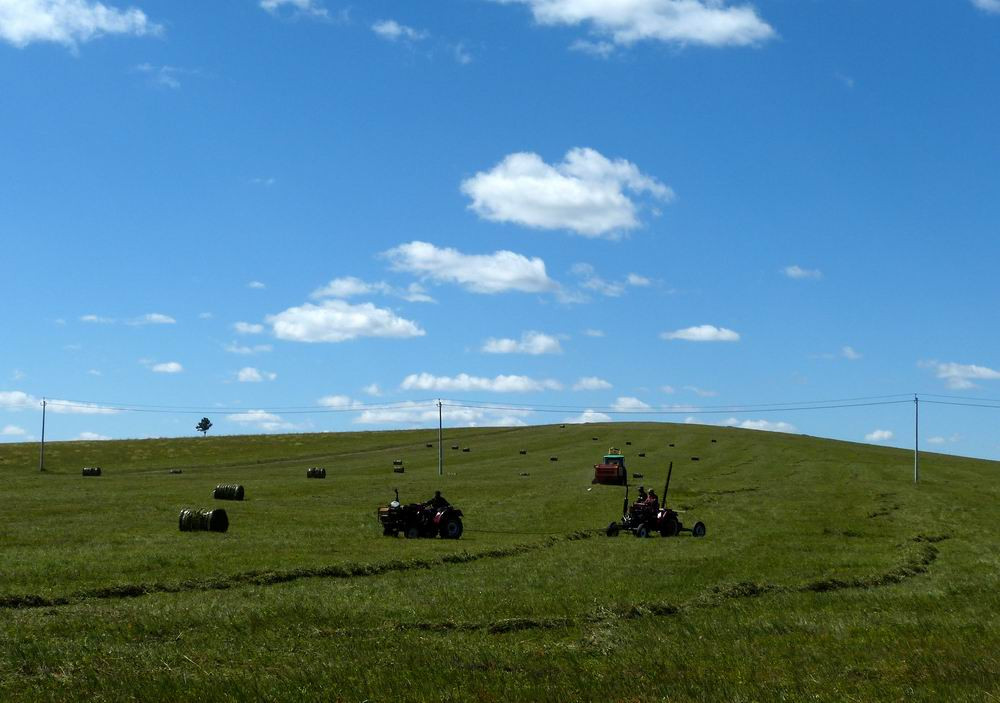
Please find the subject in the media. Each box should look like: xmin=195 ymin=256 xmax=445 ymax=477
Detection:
xmin=426 ymin=443 xmax=433 ymax=448
xmin=550 ymin=456 xmax=558 ymax=462
xmin=178 ymin=508 xmax=229 ymax=533
xmin=462 ymin=447 xmax=470 ymax=453
xmin=519 ymin=449 xmax=527 ymax=455
xmin=451 ymin=444 xmax=460 ymax=450
xmin=625 ymin=441 xmax=632 ymax=445
xmin=393 ymin=459 xmax=403 ymax=466
xmin=638 ymin=452 xmax=646 ymax=458
xmin=82 ymin=466 xmax=101 ymax=477
xmin=169 ymin=469 xmax=183 ymax=474
xmin=669 ymin=443 xmax=675 ymax=447
xmin=307 ymin=467 xmax=327 ymax=479
xmin=691 ymin=457 xmax=700 ymax=462
xmin=213 ymin=484 xmax=245 ymax=501
xmin=393 ymin=467 xmax=405 ymax=474
xmin=592 ymin=437 xmax=599 ymax=441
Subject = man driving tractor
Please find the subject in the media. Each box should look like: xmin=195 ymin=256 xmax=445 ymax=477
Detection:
xmin=423 ymin=490 xmax=450 ymax=510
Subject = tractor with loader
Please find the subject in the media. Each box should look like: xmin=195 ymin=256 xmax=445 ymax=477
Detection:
xmin=378 ymin=489 xmax=464 ymax=539
xmin=606 ymin=462 xmax=706 ymax=538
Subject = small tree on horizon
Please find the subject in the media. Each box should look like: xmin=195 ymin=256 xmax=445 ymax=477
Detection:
xmin=196 ymin=417 xmax=213 ymax=437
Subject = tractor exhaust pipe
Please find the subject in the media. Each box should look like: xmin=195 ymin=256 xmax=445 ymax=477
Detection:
xmin=622 ymin=484 xmax=629 ymax=519
xmin=663 ymin=462 xmax=673 ymax=502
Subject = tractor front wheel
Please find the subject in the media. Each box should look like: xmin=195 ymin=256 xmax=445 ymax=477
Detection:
xmin=441 ymin=518 xmax=464 ymax=539
xmin=606 ymin=522 xmax=620 ymax=537
xmin=692 ymin=522 xmax=707 ymax=537
xmin=634 ymin=523 xmax=649 ymax=538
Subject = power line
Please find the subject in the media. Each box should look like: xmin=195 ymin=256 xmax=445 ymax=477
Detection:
xmin=442 ymin=399 xmax=913 ymax=415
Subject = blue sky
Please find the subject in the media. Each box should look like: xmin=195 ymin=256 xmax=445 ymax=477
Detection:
xmin=2 ymin=0 xmax=999 ymax=459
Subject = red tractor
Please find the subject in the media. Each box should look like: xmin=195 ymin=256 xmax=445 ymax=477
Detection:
xmin=377 ymin=489 xmax=464 ymax=539
xmin=606 ymin=462 xmax=706 ymax=538
xmin=593 ymin=448 xmax=628 ymax=485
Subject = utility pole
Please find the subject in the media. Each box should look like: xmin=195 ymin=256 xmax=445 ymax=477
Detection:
xmin=38 ymin=398 xmax=46 ymax=472
xmin=914 ymin=394 xmax=920 ymax=484
xmin=437 ymin=399 xmax=443 ymax=477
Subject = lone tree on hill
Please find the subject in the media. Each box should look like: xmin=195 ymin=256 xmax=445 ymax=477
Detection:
xmin=196 ymin=417 xmax=213 ymax=437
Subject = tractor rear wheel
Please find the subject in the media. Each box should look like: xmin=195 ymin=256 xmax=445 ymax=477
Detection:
xmin=692 ymin=522 xmax=707 ymax=537
xmin=441 ymin=518 xmax=464 ymax=539
xmin=382 ymin=528 xmax=396 ymax=537
xmin=660 ymin=518 xmax=680 ymax=537
xmin=606 ymin=522 xmax=620 ymax=537
xmin=634 ymin=523 xmax=649 ymax=538
xmin=405 ymin=526 xmax=420 ymax=539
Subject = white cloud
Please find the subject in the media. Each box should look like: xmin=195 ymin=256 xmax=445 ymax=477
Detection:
xmin=626 ymin=273 xmax=651 ymax=287
xmin=662 ymin=325 xmax=740 ymax=342
xmin=612 ymin=396 xmax=650 ymax=411
xmin=2 ymin=425 xmax=26 ymax=436
xmin=400 ymin=372 xmax=562 ymax=393
xmin=152 ymin=361 xmax=182 ymax=374
xmin=923 ymin=361 xmax=1000 ymax=390
xmin=0 ymin=391 xmax=117 ymax=414
xmin=865 ymin=429 xmax=894 ymax=442
xmin=461 ymin=148 xmax=672 ymax=238
xmin=267 ymin=300 xmax=425 ymax=343
xmin=198 ymin=312 xmax=214 ymax=320
xmin=129 ymin=313 xmax=175 ymax=325
xmin=927 ymin=434 xmax=959 ymax=445
xmin=493 ymin=0 xmax=776 ymax=48
xmin=237 ymin=367 xmax=276 ymax=383
xmin=572 ymin=263 xmax=625 ymax=297
xmin=248 ymin=280 xmax=266 ymax=290
xmin=723 ymin=418 xmax=798 ymax=433
xmin=573 ymin=376 xmax=612 ymax=391
xmin=685 ymin=385 xmax=718 ymax=397
xmin=355 ymin=401 xmax=530 ymax=428
xmin=482 ymin=331 xmax=563 ymax=355
xmin=224 ymin=342 xmax=273 ymax=355
xmin=234 ymin=322 xmax=265 ymax=335
xmin=372 ymin=19 xmax=427 ymax=41
xmin=384 ymin=241 xmax=557 ymax=295
xmin=570 ymin=38 xmax=615 ymax=57
xmin=310 ymin=277 xmax=435 ymax=303
xmin=87 ymin=369 xmax=102 ymax=376
xmin=660 ymin=385 xmax=676 ymax=394
xmin=363 ymin=383 xmax=381 ymax=396
xmin=783 ymin=265 xmax=823 ymax=280
xmin=564 ymin=409 xmax=612 ymax=423
xmin=841 ymin=346 xmax=862 ymax=361
xmin=81 ymin=314 xmax=113 ymax=324
xmin=972 ymin=0 xmax=1000 ymax=14
xmin=0 ymin=0 xmax=161 ymax=48
xmin=259 ymin=0 xmax=328 ymax=18
xmin=133 ymin=63 xmax=196 ymax=90
xmin=318 ymin=394 xmax=356 ymax=408
xmin=226 ymin=410 xmax=299 ymax=432
xmin=77 ymin=431 xmax=110 ymax=441
xmin=584 ymin=329 xmax=605 ymax=338
xmin=452 ymin=41 xmax=473 ymax=64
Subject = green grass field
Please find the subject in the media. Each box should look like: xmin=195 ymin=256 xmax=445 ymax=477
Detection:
xmin=1 ymin=422 xmax=998 ymax=702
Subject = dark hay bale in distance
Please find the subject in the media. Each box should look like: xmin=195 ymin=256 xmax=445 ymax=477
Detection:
xmin=592 ymin=437 xmax=599 ymax=441
xmin=426 ymin=443 xmax=433 ymax=448
xmin=550 ymin=456 xmax=558 ymax=462
xmin=519 ymin=472 xmax=530 ymax=477
xmin=691 ymin=457 xmax=700 ymax=461
xmin=669 ymin=443 xmax=675 ymax=447
xmin=638 ymin=452 xmax=646 ymax=458
xmin=626 ymin=441 xmax=632 ymax=445
xmin=178 ymin=508 xmax=228 ymax=533
xmin=306 ymin=467 xmax=326 ymax=479
xmin=451 ymin=444 xmax=460 ymax=450
xmin=82 ymin=466 xmax=101 ymax=477
xmin=213 ymin=484 xmax=245 ymax=501
xmin=519 ymin=449 xmax=527 ymax=455
xmin=711 ymin=439 xmax=718 ymax=443
xmin=462 ymin=447 xmax=471 ymax=453
xmin=393 ymin=459 xmax=403 ymax=466
xmin=169 ymin=469 xmax=182 ymax=474
xmin=393 ymin=467 xmax=405 ymax=474
xmin=633 ymin=473 xmax=643 ymax=479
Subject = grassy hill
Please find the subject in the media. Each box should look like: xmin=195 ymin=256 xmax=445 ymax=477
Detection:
xmin=1 ymin=422 xmax=998 ymax=701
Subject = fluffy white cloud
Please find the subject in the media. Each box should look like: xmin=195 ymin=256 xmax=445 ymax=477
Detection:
xmin=493 ymin=0 xmax=775 ymax=48
xmin=626 ymin=273 xmax=651 ymax=287
xmin=865 ymin=429 xmax=894 ymax=442
xmin=80 ymin=314 xmax=113 ymax=324
xmin=573 ymin=376 xmax=612 ymax=391
xmin=0 ymin=391 xmax=117 ymax=414
xmin=564 ymin=409 xmax=612 ymax=423
xmin=384 ymin=241 xmax=557 ymax=295
xmin=152 ymin=362 xmax=182 ymax=374
xmin=0 ymin=0 xmax=161 ymax=48
xmin=972 ymin=0 xmax=1000 ymax=13
xmin=226 ymin=410 xmax=300 ymax=432
xmin=77 ymin=431 xmax=110 ymax=441
xmin=234 ymin=322 xmax=265 ymax=335
xmin=355 ymin=401 xmax=530 ymax=427
xmin=318 ymin=394 xmax=356 ymax=408
xmin=400 ymin=372 xmax=562 ymax=393
xmin=660 ymin=385 xmax=676 ymax=394
xmin=685 ymin=385 xmax=718 ymax=397
xmin=612 ymin=396 xmax=650 ymax=411
xmin=584 ymin=329 xmax=605 ymax=337
xmin=842 ymin=346 xmax=862 ymax=361
xmin=722 ymin=418 xmax=798 ymax=433
xmin=259 ymin=0 xmax=327 ymax=18
xmin=237 ymin=367 xmax=276 ymax=383
xmin=572 ymin=263 xmax=625 ymax=297
xmin=129 ymin=313 xmax=175 ymax=325
xmin=783 ymin=265 xmax=822 ymax=280
xmin=461 ymin=148 xmax=672 ymax=238
xmin=310 ymin=276 xmax=435 ymax=303
xmin=224 ymin=342 xmax=273 ymax=355
xmin=267 ymin=300 xmax=425 ymax=343
xmin=662 ymin=325 xmax=740 ymax=342
xmin=248 ymin=281 xmax=266 ymax=290
xmin=927 ymin=434 xmax=959 ymax=445
xmin=482 ymin=331 xmax=562 ymax=355
xmin=2 ymin=424 xmax=27 ymax=436
xmin=372 ymin=19 xmax=427 ymax=41
xmin=923 ymin=361 xmax=1000 ymax=390
xmin=362 ymin=383 xmax=382 ymax=397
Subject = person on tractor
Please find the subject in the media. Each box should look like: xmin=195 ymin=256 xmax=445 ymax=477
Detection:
xmin=424 ymin=491 xmax=450 ymax=510
xmin=636 ymin=486 xmax=647 ymax=503
xmin=645 ymin=489 xmax=659 ymax=512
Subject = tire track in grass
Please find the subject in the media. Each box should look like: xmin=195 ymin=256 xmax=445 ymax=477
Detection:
xmin=0 ymin=531 xmax=597 ymax=611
